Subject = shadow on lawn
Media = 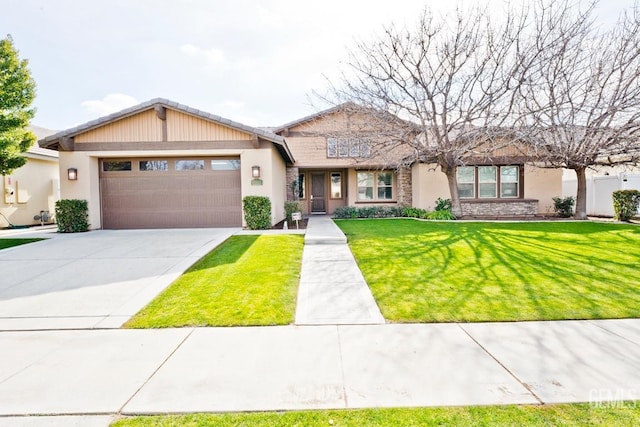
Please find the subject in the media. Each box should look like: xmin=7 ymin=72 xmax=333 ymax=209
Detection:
xmin=339 ymin=219 xmax=640 ymax=321
xmin=186 ymin=235 xmax=260 ymax=271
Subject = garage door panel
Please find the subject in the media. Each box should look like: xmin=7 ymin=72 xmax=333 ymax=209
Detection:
xmin=100 ymin=158 xmax=242 ymax=229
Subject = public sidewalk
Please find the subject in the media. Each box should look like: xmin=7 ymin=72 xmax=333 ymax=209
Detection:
xmin=1 ymin=319 xmax=639 ymax=427
xmin=295 ymin=216 xmax=385 ymax=325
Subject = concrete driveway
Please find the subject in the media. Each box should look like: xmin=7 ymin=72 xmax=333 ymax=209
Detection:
xmin=0 ymin=228 xmax=238 ymax=330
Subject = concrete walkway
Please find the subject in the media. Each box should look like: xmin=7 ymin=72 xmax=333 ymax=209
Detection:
xmin=295 ymin=216 xmax=385 ymax=325
xmin=0 ymin=319 xmax=639 ymax=426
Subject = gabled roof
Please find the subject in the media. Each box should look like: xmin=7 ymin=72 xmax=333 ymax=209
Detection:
xmin=38 ymin=98 xmax=294 ymax=163
xmin=27 ymin=125 xmax=58 ymax=159
xmin=272 ymin=102 xmax=358 ymax=134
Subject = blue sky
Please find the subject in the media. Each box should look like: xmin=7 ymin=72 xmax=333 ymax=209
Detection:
xmin=1 ymin=0 xmax=634 ymax=131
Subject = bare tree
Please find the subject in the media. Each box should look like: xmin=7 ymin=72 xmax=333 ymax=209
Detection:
xmin=329 ymin=4 xmax=532 ymax=215
xmin=518 ymin=1 xmax=640 ymax=219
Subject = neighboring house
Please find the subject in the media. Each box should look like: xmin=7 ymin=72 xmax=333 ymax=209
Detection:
xmin=1 ymin=126 xmax=59 ymax=228
xmin=276 ymin=104 xmax=561 ymax=217
xmin=39 ymin=99 xmax=293 ymax=229
xmin=39 ymin=99 xmax=562 ymax=230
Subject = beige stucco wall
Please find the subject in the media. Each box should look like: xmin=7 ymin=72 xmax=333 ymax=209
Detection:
xmin=1 ymin=156 xmax=59 ymax=227
xmin=58 ymin=151 xmax=101 ymax=229
xmin=240 ymin=146 xmax=286 ymax=225
xmin=411 ymin=163 xmax=562 ymax=213
xmin=411 ymin=163 xmax=450 ymax=210
xmin=524 ymin=164 xmax=563 ymax=214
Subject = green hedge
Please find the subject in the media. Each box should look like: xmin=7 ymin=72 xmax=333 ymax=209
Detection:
xmin=612 ymin=190 xmax=640 ymax=221
xmin=55 ymin=199 xmax=89 ymax=233
xmin=243 ymin=196 xmax=272 ymax=230
xmin=333 ymin=205 xmax=456 ymax=220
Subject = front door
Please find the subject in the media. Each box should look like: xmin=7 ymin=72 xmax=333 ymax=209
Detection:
xmin=311 ymin=173 xmax=326 ymax=213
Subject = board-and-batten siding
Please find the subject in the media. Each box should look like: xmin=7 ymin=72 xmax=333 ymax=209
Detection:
xmin=75 ymin=110 xmax=163 ymax=143
xmin=166 ymin=110 xmax=251 ymax=141
xmin=75 ymin=109 xmax=252 ymax=144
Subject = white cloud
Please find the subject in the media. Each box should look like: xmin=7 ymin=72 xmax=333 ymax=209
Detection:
xmin=180 ymin=44 xmax=225 ymax=67
xmin=80 ymin=93 xmax=139 ymax=117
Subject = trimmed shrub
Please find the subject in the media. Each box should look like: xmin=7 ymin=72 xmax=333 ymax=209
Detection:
xmin=402 ymin=207 xmax=430 ymax=219
xmin=612 ymin=190 xmax=640 ymax=221
xmin=243 ymin=196 xmax=272 ymax=230
xmin=434 ymin=198 xmax=452 ymax=211
xmin=55 ymin=199 xmax=89 ymax=233
xmin=333 ymin=206 xmax=402 ymax=219
xmin=284 ymin=201 xmax=302 ymax=223
xmin=552 ymin=196 xmax=575 ymax=218
xmin=426 ymin=209 xmax=456 ymax=220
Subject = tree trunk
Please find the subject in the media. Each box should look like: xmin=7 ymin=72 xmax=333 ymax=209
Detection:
xmin=573 ymin=167 xmax=588 ymax=220
xmin=442 ymin=165 xmax=462 ymax=217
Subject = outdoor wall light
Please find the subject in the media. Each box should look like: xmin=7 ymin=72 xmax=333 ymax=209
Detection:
xmin=251 ymin=165 xmax=261 ymax=178
xmin=67 ymin=168 xmax=78 ymax=181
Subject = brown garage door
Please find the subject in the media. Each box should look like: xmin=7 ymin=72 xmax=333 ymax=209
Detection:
xmin=100 ymin=157 xmax=242 ymax=228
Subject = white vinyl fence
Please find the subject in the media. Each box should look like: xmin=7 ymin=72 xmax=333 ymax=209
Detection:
xmin=563 ymin=173 xmax=640 ymax=217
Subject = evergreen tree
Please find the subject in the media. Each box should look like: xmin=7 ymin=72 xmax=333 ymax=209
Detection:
xmin=0 ymin=35 xmax=36 ymax=175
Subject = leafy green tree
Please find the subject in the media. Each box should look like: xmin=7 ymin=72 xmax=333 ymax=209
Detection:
xmin=0 ymin=35 xmax=36 ymax=175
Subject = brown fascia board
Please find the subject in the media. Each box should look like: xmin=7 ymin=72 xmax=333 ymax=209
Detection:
xmin=38 ymin=98 xmax=294 ymax=163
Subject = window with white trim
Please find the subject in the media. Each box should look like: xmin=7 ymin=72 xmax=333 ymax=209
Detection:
xmin=500 ymin=166 xmax=519 ymax=198
xmin=357 ymin=171 xmax=394 ymax=201
xmin=457 ymin=165 xmax=521 ymax=199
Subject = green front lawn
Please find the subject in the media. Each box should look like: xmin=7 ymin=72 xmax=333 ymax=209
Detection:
xmin=111 ymin=403 xmax=640 ymax=426
xmin=0 ymin=238 xmax=43 ymax=250
xmin=125 ymin=235 xmax=304 ymax=328
xmin=336 ymin=219 xmax=640 ymax=322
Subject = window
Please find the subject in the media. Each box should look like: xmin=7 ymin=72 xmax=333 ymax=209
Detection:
xmin=330 ymin=172 xmax=342 ymax=199
xmin=478 ymin=166 xmax=497 ymax=198
xmin=457 ymin=167 xmax=475 ymax=198
xmin=176 ymin=160 xmax=205 ymax=170
xmin=357 ymin=172 xmax=374 ymax=200
xmin=103 ymin=161 xmax=131 ymax=171
xmin=139 ymin=160 xmax=168 ymax=171
xmin=357 ymin=171 xmax=394 ymax=201
xmin=211 ymin=159 xmax=241 ymax=170
xmin=377 ymin=172 xmax=393 ymax=199
xmin=457 ymin=165 xmax=521 ymax=199
xmin=297 ymin=173 xmax=306 ymax=199
xmin=327 ymin=138 xmax=371 ymax=158
xmin=501 ymin=166 xmax=519 ymax=198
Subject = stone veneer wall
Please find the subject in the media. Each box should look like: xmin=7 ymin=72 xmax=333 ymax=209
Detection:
xmin=396 ymin=167 xmax=412 ymax=207
xmin=461 ymin=199 xmax=538 ymax=216
xmin=285 ymin=166 xmax=299 ymax=201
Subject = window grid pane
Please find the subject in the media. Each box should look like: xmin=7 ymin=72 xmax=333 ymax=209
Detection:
xmin=330 ymin=173 xmax=342 ymax=199
xmin=459 ymin=183 xmax=475 ymax=198
xmin=457 ymin=166 xmax=475 ymax=183
xmin=139 ymin=160 xmax=168 ymax=171
xmin=211 ymin=160 xmax=240 ymax=170
xmin=479 ymin=183 xmax=497 ymax=198
xmin=298 ymin=174 xmax=305 ymax=199
xmin=103 ymin=161 xmax=131 ymax=172
xmin=357 ymin=172 xmax=374 ymax=200
xmin=327 ymin=138 xmax=337 ymax=158
xmin=377 ymin=172 xmax=393 ymax=200
xmin=176 ymin=160 xmax=205 ymax=170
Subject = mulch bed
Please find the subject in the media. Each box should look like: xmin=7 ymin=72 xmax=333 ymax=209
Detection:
xmin=272 ymin=218 xmax=308 ymax=230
